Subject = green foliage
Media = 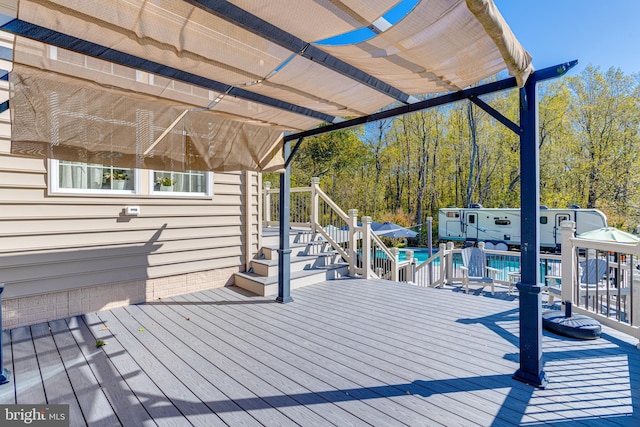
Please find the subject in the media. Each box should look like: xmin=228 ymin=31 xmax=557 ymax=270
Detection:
xmin=156 ymin=176 xmax=175 ymax=186
xmin=103 ymin=169 xmax=128 ymax=182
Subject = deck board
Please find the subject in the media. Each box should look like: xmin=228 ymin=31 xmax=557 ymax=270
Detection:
xmin=12 ymin=326 xmax=47 ymax=404
xmin=66 ymin=316 xmax=155 ymax=427
xmin=30 ymin=323 xmax=85 ymax=427
xmin=120 ymin=304 xmax=283 ymax=427
xmin=96 ymin=309 xmax=226 ymax=427
xmin=185 ymin=288 xmax=473 ymax=426
xmin=48 ymin=318 xmax=119 ymax=426
xmin=82 ymin=311 xmax=187 ymax=427
xmin=191 ymin=285 xmax=530 ymax=426
xmin=164 ymin=292 xmax=411 ymax=427
xmin=0 ymin=278 xmax=638 ymax=426
xmin=129 ymin=303 xmax=338 ymax=427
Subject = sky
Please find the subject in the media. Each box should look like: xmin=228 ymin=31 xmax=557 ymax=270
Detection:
xmin=494 ymin=0 xmax=640 ymax=76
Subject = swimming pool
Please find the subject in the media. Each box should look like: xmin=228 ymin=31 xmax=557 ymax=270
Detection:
xmin=398 ymin=248 xmax=558 ymax=283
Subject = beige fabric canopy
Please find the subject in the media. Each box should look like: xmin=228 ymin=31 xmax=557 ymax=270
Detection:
xmin=3 ymin=0 xmax=532 ymax=172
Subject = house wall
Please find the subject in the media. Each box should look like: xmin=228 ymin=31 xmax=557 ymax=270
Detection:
xmin=0 ymin=33 xmax=262 ymax=329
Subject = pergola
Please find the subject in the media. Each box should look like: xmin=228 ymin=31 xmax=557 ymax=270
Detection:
xmin=0 ymin=0 xmax=575 ymax=388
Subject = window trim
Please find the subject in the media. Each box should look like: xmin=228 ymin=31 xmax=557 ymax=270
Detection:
xmin=49 ymin=160 xmax=214 ymax=198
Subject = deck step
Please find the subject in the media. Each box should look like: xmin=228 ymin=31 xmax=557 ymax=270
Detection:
xmin=260 ymin=243 xmax=308 ymax=261
xmin=234 ymin=263 xmax=349 ymax=296
xmin=249 ymin=254 xmax=332 ymax=276
xmin=261 ymin=227 xmax=314 ymax=247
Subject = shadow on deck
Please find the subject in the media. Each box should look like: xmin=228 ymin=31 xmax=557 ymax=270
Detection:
xmin=1 ymin=278 xmax=638 ymax=426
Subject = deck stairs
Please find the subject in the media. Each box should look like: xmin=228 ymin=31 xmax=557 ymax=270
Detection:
xmin=234 ymin=227 xmax=350 ymax=296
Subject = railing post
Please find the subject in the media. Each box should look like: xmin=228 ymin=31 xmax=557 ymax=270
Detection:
xmin=438 ymin=243 xmax=447 ymax=286
xmin=427 ymin=216 xmax=433 ymax=282
xmin=446 ymin=242 xmax=454 ymax=284
xmin=405 ymin=250 xmax=415 ymax=283
xmin=390 ymin=247 xmax=400 ymax=282
xmin=560 ymin=221 xmax=576 ymax=305
xmin=263 ymin=181 xmax=271 ymax=226
xmin=0 ymin=284 xmax=9 ymax=385
xmin=348 ymin=209 xmax=358 ymax=276
xmin=310 ymin=177 xmax=320 ymax=233
xmin=361 ymin=216 xmax=373 ymax=279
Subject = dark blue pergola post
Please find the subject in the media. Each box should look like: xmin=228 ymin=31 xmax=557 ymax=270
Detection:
xmin=277 ymin=139 xmax=293 ymax=303
xmin=0 ymin=284 xmax=9 ymax=385
xmin=513 ymin=76 xmax=548 ymax=388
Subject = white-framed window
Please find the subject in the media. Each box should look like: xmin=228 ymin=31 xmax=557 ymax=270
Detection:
xmin=49 ymin=160 xmax=212 ymax=197
xmin=50 ymin=160 xmax=139 ymax=194
xmin=150 ymin=170 xmax=213 ymax=197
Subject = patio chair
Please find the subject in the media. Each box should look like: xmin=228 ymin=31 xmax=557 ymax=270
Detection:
xmin=578 ymin=258 xmax=609 ymax=299
xmin=460 ymin=247 xmax=499 ymax=294
xmin=547 ymin=258 xmax=609 ymax=306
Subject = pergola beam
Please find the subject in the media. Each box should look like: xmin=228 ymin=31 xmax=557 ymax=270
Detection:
xmin=285 ymin=61 xmax=577 ymax=142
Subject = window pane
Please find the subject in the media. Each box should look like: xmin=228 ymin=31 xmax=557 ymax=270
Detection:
xmin=103 ymin=168 xmax=134 ymax=190
xmin=59 ymin=161 xmax=134 ymax=191
xmin=154 ymin=170 xmax=207 ymax=194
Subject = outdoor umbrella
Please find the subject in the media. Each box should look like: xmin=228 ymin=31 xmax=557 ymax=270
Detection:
xmin=576 ymin=227 xmax=640 ymax=243
xmin=372 ymin=222 xmax=418 ymax=238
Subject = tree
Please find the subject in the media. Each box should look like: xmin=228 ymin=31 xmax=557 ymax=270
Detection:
xmin=565 ymin=66 xmax=640 ymax=227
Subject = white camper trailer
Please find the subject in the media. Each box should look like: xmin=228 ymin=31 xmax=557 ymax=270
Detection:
xmin=438 ymin=206 xmax=607 ymax=250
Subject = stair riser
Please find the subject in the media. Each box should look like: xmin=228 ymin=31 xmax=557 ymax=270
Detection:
xmin=305 ymin=241 xmax=333 ymax=255
xmin=315 ymin=253 xmax=343 ymax=266
xmin=252 ymin=253 xmax=342 ymax=276
xmin=235 ymin=265 xmax=349 ymax=297
xmin=251 ymin=259 xmax=314 ymax=276
xmin=262 ymin=235 xmax=298 ymax=247
xmin=261 ymin=231 xmax=315 ymax=247
xmin=261 ymin=247 xmax=307 ymax=261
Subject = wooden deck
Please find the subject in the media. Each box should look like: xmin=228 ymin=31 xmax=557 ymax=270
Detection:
xmin=1 ymin=278 xmax=639 ymax=426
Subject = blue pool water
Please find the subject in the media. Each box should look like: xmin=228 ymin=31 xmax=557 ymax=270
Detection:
xmin=398 ymin=248 xmax=435 ymax=263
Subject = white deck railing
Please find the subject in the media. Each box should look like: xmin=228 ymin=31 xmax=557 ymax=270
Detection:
xmin=557 ymin=221 xmax=640 ymax=344
xmin=263 ymin=178 xmax=410 ymax=282
xmin=263 ymin=182 xmax=312 ymax=228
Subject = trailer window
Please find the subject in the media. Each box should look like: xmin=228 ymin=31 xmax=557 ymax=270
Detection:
xmin=469 ymin=215 xmax=475 ymax=224
xmin=446 ymin=212 xmax=459 ymax=218
xmin=540 ymin=216 xmax=548 ymax=224
xmin=495 ymin=219 xmax=510 ymax=226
